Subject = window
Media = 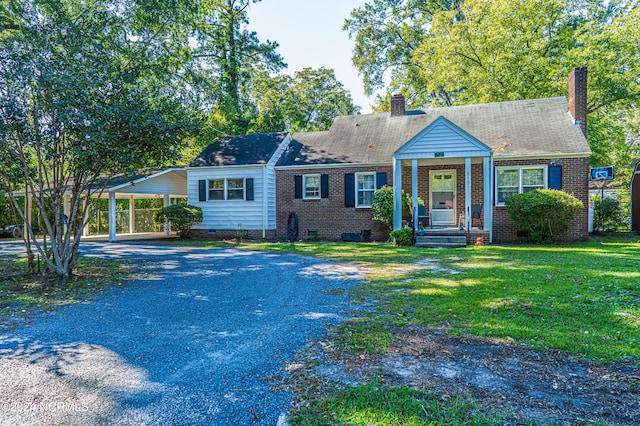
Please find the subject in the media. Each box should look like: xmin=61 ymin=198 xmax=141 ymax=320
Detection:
xmin=208 ymin=179 xmax=225 ymax=200
xmin=496 ymin=166 xmax=546 ymax=205
xmin=207 ymin=178 xmax=247 ymax=201
xmin=303 ymin=174 xmax=320 ymax=199
xmin=227 ymin=178 xmax=244 ymax=200
xmin=356 ymin=172 xmax=376 ymax=207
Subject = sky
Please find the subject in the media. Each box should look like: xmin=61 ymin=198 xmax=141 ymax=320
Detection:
xmin=246 ymin=0 xmax=373 ymax=113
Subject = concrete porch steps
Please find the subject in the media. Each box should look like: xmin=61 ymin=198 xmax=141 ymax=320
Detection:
xmin=414 ymin=229 xmax=467 ymax=248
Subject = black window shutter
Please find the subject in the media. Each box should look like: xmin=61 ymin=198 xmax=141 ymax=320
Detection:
xmin=198 ymin=180 xmax=207 ymax=202
xmin=376 ymin=172 xmax=387 ymax=189
xmin=320 ymin=174 xmax=329 ymax=198
xmin=549 ymin=165 xmax=562 ymax=190
xmin=344 ymin=173 xmax=355 ymax=207
xmin=246 ymin=178 xmax=254 ymax=201
xmin=294 ymin=175 xmax=303 ymax=199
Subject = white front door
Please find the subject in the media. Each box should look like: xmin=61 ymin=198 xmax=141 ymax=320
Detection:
xmin=430 ymin=170 xmax=457 ymax=225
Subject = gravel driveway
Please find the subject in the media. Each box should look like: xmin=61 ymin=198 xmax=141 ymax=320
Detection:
xmin=0 ymin=242 xmax=364 ymax=425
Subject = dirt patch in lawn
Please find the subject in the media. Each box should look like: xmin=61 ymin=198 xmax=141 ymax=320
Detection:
xmin=290 ymin=324 xmax=640 ymax=425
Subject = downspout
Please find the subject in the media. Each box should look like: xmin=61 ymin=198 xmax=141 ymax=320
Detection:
xmin=490 ymin=153 xmax=495 ymax=244
xmin=262 ymin=166 xmax=268 ymax=239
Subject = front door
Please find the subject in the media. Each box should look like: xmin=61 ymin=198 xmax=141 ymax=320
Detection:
xmin=430 ymin=170 xmax=456 ymax=226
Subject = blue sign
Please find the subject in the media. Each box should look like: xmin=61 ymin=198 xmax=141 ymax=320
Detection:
xmin=590 ymin=166 xmax=614 ymax=181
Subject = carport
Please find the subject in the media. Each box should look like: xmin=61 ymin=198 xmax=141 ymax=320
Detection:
xmin=11 ymin=168 xmax=187 ymax=242
xmin=100 ymin=168 xmax=187 ymax=242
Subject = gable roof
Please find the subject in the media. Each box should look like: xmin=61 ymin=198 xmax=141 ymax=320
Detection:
xmin=282 ymin=97 xmax=590 ymax=166
xmin=191 ymin=132 xmax=290 ymax=167
xmin=394 ymin=116 xmax=492 ymax=159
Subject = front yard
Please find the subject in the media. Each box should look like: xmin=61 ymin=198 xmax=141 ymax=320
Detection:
xmin=190 ymin=236 xmax=640 ymax=424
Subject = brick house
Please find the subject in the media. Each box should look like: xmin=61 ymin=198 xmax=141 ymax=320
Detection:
xmin=187 ymin=68 xmax=591 ymax=244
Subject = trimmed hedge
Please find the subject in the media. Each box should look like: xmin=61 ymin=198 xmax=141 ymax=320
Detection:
xmin=505 ymin=189 xmax=583 ymax=243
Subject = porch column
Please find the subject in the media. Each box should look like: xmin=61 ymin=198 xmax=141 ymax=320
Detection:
xmin=128 ymin=195 xmax=135 ymax=234
xmin=108 ymin=191 xmax=117 ymax=242
xmin=411 ymin=159 xmax=419 ymax=230
xmin=483 ymin=155 xmax=493 ymax=239
xmin=164 ymin=194 xmax=171 ymax=236
xmin=465 ymin=157 xmax=472 ymax=231
xmin=393 ymin=158 xmax=403 ymax=230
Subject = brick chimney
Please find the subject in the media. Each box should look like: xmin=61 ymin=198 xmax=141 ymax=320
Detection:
xmin=568 ymin=67 xmax=588 ymax=138
xmin=390 ymin=93 xmax=406 ymax=116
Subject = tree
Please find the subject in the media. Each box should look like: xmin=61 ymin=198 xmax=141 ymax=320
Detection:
xmin=346 ymin=0 xmax=640 ymax=168
xmin=247 ymin=67 xmax=360 ymax=133
xmin=190 ymin=0 xmax=285 ymax=135
xmin=0 ymin=0 xmax=199 ymax=279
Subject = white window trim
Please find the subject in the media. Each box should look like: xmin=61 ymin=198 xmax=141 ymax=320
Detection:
xmin=302 ymin=174 xmax=321 ymax=200
xmin=208 ymin=177 xmax=246 ymax=201
xmin=355 ymin=172 xmax=376 ymax=208
xmin=495 ymin=165 xmax=547 ymax=206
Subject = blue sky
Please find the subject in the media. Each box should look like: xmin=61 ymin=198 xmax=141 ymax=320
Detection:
xmin=247 ymin=0 xmax=372 ymax=113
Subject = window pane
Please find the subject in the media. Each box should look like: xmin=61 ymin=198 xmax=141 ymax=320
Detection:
xmin=357 ymin=174 xmax=375 ymax=190
xmin=227 ymin=178 xmax=244 ymax=189
xmin=209 ymin=179 xmax=224 ymax=189
xmin=497 ymin=188 xmax=518 ymax=203
xmin=523 ymin=168 xmax=544 ymax=186
xmin=227 ymin=189 xmax=244 ymax=200
xmin=358 ymin=190 xmax=373 ymax=206
xmin=497 ymin=169 xmax=519 ymax=187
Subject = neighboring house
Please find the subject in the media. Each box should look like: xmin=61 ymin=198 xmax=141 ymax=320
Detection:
xmin=632 ymin=159 xmax=640 ymax=231
xmin=157 ymin=68 xmax=591 ymax=244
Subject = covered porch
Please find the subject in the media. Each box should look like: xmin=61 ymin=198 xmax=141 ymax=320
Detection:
xmin=391 ymin=116 xmax=494 ymax=244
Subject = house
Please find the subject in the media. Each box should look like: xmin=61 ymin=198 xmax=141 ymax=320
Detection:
xmin=632 ymin=159 xmax=640 ymax=231
xmin=178 ymin=68 xmax=592 ymax=244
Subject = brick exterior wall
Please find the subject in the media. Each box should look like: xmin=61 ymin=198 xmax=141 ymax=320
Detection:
xmin=492 ymin=157 xmax=590 ymax=243
xmin=276 ymin=166 xmax=393 ymax=241
xmin=274 ymin=157 xmax=589 ymax=243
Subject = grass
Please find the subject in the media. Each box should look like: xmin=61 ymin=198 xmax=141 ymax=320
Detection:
xmin=0 ymin=255 xmax=132 ymax=326
xmin=179 ymin=237 xmax=640 ymax=365
xmin=290 ymin=381 xmax=506 ymax=425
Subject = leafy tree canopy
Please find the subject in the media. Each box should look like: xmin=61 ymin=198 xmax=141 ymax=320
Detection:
xmin=345 ymin=0 xmax=640 ymax=171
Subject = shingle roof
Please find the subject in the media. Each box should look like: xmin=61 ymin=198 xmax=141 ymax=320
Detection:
xmin=190 ymin=132 xmax=289 ymax=167
xmin=283 ymin=97 xmax=590 ymax=166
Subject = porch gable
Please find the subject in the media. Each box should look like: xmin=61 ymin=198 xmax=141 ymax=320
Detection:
xmin=394 ymin=116 xmax=492 ymax=160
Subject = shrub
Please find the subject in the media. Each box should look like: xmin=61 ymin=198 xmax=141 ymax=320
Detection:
xmin=506 ymin=189 xmax=583 ymax=243
xmin=372 ymin=186 xmax=394 ymax=229
xmin=593 ymin=196 xmax=626 ymax=231
xmin=389 ymin=227 xmax=413 ymax=246
xmin=372 ymin=186 xmax=422 ymax=229
xmin=154 ymin=204 xmax=203 ymax=238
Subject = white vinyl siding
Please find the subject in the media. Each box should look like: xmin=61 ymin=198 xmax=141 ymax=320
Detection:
xmin=496 ymin=166 xmax=546 ymax=205
xmin=356 ymin=172 xmax=375 ymax=208
xmin=189 ymin=167 xmax=264 ymax=230
xmin=303 ymin=174 xmax=321 ymax=199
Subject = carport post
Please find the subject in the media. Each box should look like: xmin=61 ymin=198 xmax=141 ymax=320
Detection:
xmin=108 ymin=191 xmax=117 ymax=242
xmin=164 ymin=194 xmax=171 ymax=236
xmin=129 ymin=195 xmax=135 ymax=234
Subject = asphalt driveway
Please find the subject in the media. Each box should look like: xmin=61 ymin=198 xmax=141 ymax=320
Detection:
xmin=0 ymin=242 xmax=364 ymax=425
